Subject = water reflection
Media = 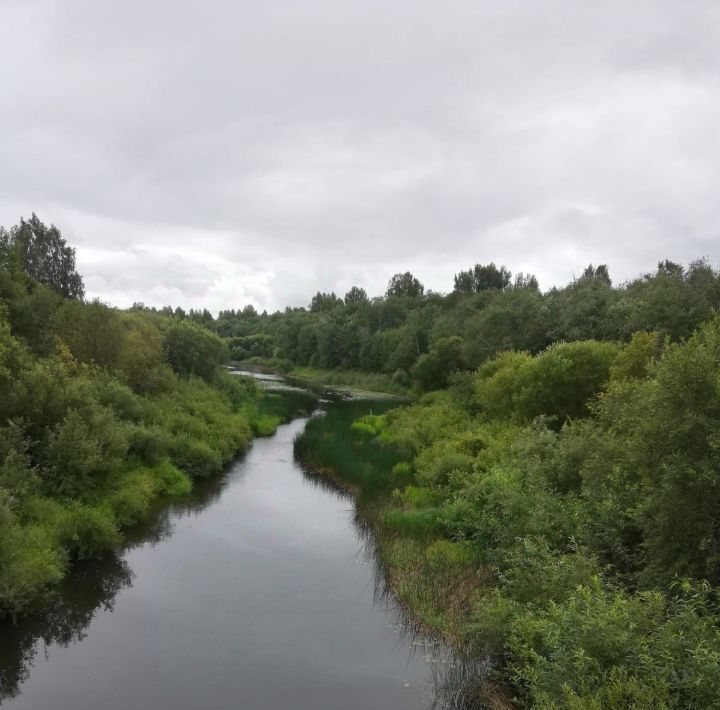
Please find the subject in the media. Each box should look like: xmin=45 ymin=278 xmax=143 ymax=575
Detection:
xmin=0 ymin=460 xmax=242 ymax=702
xmin=0 ymin=377 xmax=458 ymax=709
xmin=0 ymin=557 xmax=133 ymax=702
xmin=300 ymin=470 xmax=491 ymax=710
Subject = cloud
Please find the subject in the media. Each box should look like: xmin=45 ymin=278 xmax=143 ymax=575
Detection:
xmin=1 ymin=0 xmax=718 ymax=313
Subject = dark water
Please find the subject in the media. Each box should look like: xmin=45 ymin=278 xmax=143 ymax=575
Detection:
xmin=0 ymin=415 xmax=436 ymax=709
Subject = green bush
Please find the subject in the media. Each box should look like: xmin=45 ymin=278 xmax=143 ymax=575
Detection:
xmin=153 ymin=460 xmax=192 ymax=496
xmin=126 ymin=423 xmax=171 ymax=463
xmin=474 ymin=341 xmax=620 ymax=424
xmin=169 ymin=435 xmax=223 ymax=478
xmin=44 ymin=405 xmax=128 ymax=496
xmin=508 ymin=580 xmax=720 ymax=709
xmin=0 ymin=512 xmax=66 ymax=617
xmin=165 ymin=320 xmax=229 ymax=381
xmin=251 ymin=414 xmax=281 ymax=437
xmin=390 ymin=463 xmax=414 ymax=479
xmin=58 ymin=504 xmax=122 ymax=559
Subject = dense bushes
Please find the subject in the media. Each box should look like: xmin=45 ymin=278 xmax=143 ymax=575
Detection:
xmin=0 ymin=256 xmax=257 ymax=618
xmin=473 ymin=340 xmax=620 ymax=423
xmin=294 ymin=319 xmax=720 ymax=708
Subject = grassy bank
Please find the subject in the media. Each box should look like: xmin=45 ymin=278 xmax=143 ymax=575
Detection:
xmin=294 ymin=329 xmax=720 ymax=709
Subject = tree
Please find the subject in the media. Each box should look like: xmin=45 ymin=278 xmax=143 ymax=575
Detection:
xmin=386 ymin=272 xmax=424 ymax=298
xmin=309 ymin=291 xmax=343 ymax=312
xmin=344 ymin=286 xmax=368 ymax=305
xmin=117 ymin=313 xmax=168 ymax=393
xmin=580 ymin=263 xmax=611 ymax=285
xmin=454 ymin=263 xmax=511 ymax=293
xmin=7 ymin=214 xmax=84 ymax=299
xmin=473 ymin=263 xmax=511 ymax=291
xmin=0 ymin=228 xmax=17 ymax=272
xmin=164 ymin=320 xmax=229 ymax=380
xmin=411 ymin=336 xmax=464 ymax=392
xmin=453 ymin=270 xmax=475 ymax=293
xmin=513 ymin=272 xmax=539 ymax=290
xmin=53 ymin=299 xmax=124 ymax=369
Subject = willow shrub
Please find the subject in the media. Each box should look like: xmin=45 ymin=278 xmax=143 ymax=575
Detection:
xmin=508 ymin=580 xmax=720 ymax=709
xmin=474 ymin=341 xmax=620 ymax=424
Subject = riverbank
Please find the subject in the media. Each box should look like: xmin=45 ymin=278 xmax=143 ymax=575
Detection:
xmin=0 ymin=371 xmax=262 ymax=620
xmin=288 ymin=367 xmax=410 ymax=397
xmin=292 ymin=329 xmax=720 ymax=710
xmin=0 ymin=399 xmax=435 ymax=710
xmin=293 ymin=398 xmax=500 ymax=708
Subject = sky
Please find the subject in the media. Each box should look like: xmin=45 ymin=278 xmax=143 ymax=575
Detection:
xmin=1 ymin=0 xmax=719 ymax=314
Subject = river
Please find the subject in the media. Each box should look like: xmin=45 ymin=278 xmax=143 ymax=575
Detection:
xmin=0 ymin=386 xmax=437 ymax=709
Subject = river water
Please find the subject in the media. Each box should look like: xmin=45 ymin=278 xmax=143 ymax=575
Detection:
xmin=0 ymin=395 xmax=437 ymax=708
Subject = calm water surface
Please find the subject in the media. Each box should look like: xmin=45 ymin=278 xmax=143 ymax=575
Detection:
xmin=0 ymin=415 xmax=435 ymax=709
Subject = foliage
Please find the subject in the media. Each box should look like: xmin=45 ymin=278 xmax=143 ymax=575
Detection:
xmin=293 ymin=315 xmax=720 ymax=708
xmin=207 ymin=258 xmax=720 ymax=390
xmin=386 ymin=271 xmax=425 ymax=298
xmin=1 ymin=214 xmax=84 ymax=298
xmin=454 ymin=262 xmax=512 ymax=293
xmin=165 ymin=319 xmax=229 ymax=380
xmin=344 ymin=286 xmax=368 ymax=305
xmin=0 ymin=236 xmax=257 ymax=617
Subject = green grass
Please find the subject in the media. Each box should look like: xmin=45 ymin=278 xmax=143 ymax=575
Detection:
xmin=383 ymin=507 xmax=443 ymax=538
xmin=293 ymin=399 xmax=410 ymax=499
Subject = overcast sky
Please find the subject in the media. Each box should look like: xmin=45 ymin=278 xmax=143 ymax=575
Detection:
xmin=1 ymin=1 xmax=719 ymax=313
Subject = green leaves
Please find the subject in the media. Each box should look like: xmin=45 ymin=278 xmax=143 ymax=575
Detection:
xmin=164 ymin=319 xmax=229 ymax=381
xmin=4 ymin=214 xmax=84 ymax=299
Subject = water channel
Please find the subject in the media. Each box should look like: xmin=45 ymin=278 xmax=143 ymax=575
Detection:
xmin=0 ymin=376 xmax=439 ymax=709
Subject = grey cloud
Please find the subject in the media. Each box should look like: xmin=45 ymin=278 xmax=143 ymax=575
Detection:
xmin=1 ymin=0 xmax=718 ymax=312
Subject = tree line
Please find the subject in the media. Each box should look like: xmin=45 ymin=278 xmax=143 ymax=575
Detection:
xmin=192 ymin=257 xmax=720 ymax=394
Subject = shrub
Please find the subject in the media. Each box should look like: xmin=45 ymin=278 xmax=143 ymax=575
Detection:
xmin=165 ymin=320 xmax=229 ymax=381
xmin=391 ymin=462 xmax=413 ymax=478
xmin=153 ymin=460 xmax=192 ymax=496
xmin=0 ymin=514 xmax=66 ymax=616
xmin=58 ymin=504 xmax=121 ymax=559
xmin=44 ymin=405 xmax=128 ymax=496
xmin=508 ymin=580 xmax=720 ymax=709
xmin=251 ymin=415 xmax=281 ymax=437
xmin=126 ymin=423 xmax=171 ymax=463
xmin=169 ymin=435 xmax=223 ymax=478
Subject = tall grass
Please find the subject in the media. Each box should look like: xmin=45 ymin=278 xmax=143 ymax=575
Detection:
xmin=294 ymin=398 xmax=497 ymax=707
xmin=293 ymin=400 xmax=410 ymax=499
